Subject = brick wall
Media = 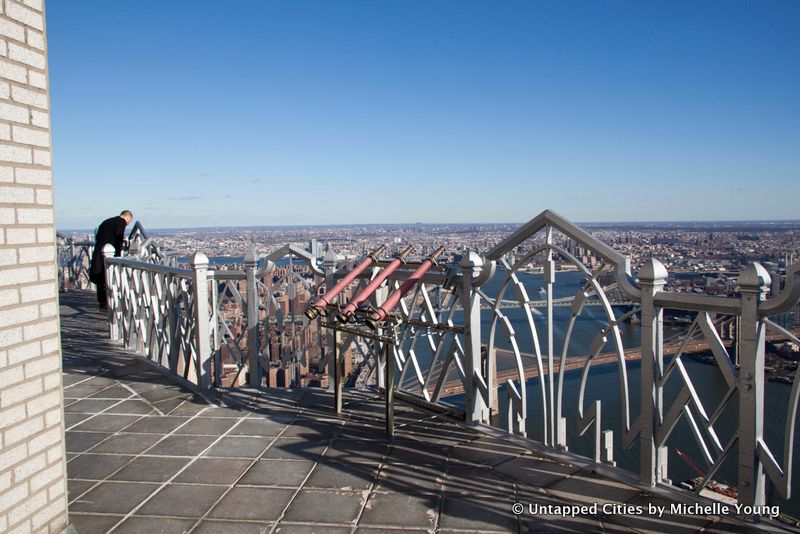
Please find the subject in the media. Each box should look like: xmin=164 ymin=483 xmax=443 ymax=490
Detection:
xmin=0 ymin=0 xmax=69 ymax=532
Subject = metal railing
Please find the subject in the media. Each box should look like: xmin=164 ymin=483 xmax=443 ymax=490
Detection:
xmin=58 ymin=221 xmax=178 ymax=292
xmin=56 ymin=233 xmax=93 ymax=291
xmin=80 ymin=210 xmax=800 ymax=519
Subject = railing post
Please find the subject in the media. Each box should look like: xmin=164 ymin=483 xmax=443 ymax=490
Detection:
xmin=333 ymin=326 xmax=342 ymax=414
xmin=374 ymin=285 xmax=387 ymax=389
xmin=323 ymin=250 xmax=337 ymax=392
xmin=545 ymin=227 xmax=555 ymax=444
xmin=638 ymin=259 xmax=667 ymax=486
xmin=190 ymin=252 xmax=212 ymax=389
xmin=736 ymin=263 xmax=770 ymax=511
xmin=385 ymin=341 xmax=395 ymax=437
xmin=102 ymin=244 xmax=116 ymax=336
xmin=245 ymin=250 xmax=261 ymax=387
xmin=166 ymin=274 xmax=180 ymax=374
xmin=461 ymin=252 xmax=489 ymax=425
xmin=210 ymin=277 xmax=222 ymax=386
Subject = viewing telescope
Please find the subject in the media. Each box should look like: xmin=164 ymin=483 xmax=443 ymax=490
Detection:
xmin=304 ymin=244 xmax=387 ymax=320
xmin=336 ymin=245 xmax=415 ymax=323
xmin=366 ymin=246 xmax=445 ymax=330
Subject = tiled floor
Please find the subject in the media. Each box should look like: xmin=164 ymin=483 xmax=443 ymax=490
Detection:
xmin=59 ymin=291 xmax=795 ymax=533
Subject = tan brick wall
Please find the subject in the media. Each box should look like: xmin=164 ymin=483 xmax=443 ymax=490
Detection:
xmin=0 ymin=0 xmax=68 ymax=532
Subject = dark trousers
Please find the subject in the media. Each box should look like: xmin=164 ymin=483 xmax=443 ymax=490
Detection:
xmin=96 ymin=278 xmax=107 ymax=306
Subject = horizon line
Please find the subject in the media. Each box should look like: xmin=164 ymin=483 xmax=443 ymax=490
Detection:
xmin=57 ymin=217 xmax=800 ymax=234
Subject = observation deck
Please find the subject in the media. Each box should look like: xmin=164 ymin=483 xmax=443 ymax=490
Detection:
xmin=60 ymin=291 xmax=794 ymax=533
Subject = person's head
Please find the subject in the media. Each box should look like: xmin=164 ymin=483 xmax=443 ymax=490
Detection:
xmin=120 ymin=210 xmax=133 ymax=225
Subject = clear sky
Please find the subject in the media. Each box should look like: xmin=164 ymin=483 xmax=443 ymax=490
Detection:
xmin=46 ymin=1 xmax=799 ymax=230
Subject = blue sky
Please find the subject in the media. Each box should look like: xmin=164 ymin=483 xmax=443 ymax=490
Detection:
xmin=47 ymin=1 xmax=799 ymax=230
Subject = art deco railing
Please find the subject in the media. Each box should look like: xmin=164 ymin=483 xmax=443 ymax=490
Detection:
xmin=57 ymin=233 xmax=93 ymax=290
xmin=101 ymin=243 xmax=323 ymax=390
xmin=83 ymin=210 xmax=800 ymax=518
xmin=57 ymin=221 xmax=177 ymax=291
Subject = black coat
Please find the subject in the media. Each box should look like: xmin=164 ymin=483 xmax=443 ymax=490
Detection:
xmin=89 ymin=216 xmax=127 ymax=283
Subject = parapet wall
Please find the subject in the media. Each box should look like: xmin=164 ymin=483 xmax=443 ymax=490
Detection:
xmin=0 ymin=1 xmax=69 ymax=532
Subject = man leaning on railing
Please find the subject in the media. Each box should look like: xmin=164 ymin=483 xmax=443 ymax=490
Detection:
xmin=89 ymin=210 xmax=133 ymax=310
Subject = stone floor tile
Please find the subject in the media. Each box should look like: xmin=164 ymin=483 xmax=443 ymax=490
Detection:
xmin=373 ymin=463 xmax=444 ymax=494
xmin=449 ymin=435 xmax=529 ymax=467
xmin=63 ymin=385 xmax=109 ymax=398
xmin=64 ymin=412 xmax=93 ymax=428
xmin=138 ymin=483 xmax=228 ymax=518
xmin=66 ymin=453 xmax=134 ymax=480
xmin=87 ymin=433 xmax=162 ymax=455
xmin=359 ymin=491 xmax=440 ymax=529
xmin=546 ymin=470 xmax=642 ymax=506
xmin=514 ymin=486 xmax=612 ymax=533
xmin=105 ymin=399 xmax=155 ymax=415
xmin=282 ymin=489 xmax=365 ymax=524
xmin=72 ymin=414 xmax=143 ymax=433
xmin=384 ymin=438 xmax=449 ymax=467
xmin=356 ymin=528 xmax=430 ymax=534
xmin=65 ymin=431 xmax=111 ymax=453
xmin=492 ymin=452 xmax=580 ymax=490
xmin=174 ymin=457 xmax=252 ymax=485
xmin=173 ymin=416 xmax=238 ymax=435
xmin=521 ymin=513 xmax=636 ymax=534
xmin=445 ymin=464 xmax=515 ymax=497
xmin=151 ymin=396 xmax=195 ymax=415
xmin=322 ymin=438 xmax=389 ymax=463
xmin=114 ymin=516 xmax=196 ymax=534
xmin=275 ymin=525 xmax=352 ymax=534
xmin=227 ymin=418 xmax=290 ymax=437
xmin=70 ymin=481 xmax=160 ymax=514
xmin=303 ymin=459 xmax=378 ymax=491
xmin=699 ymin=518 xmax=779 ymax=533
xmin=198 ymin=406 xmax=250 ymax=418
xmin=76 ymin=376 xmax=119 ymax=388
xmin=119 ymin=415 xmax=191 ymax=434
xmin=261 ymin=437 xmax=329 ymax=461
xmin=204 ymin=436 xmax=273 ymax=458
xmin=280 ymin=419 xmax=343 ymax=439
xmin=88 ymin=385 xmax=133 ymax=399
xmin=62 ymin=372 xmax=94 ymax=386
xmin=602 ymin=494 xmax=718 ymax=534
xmin=238 ymin=459 xmax=315 ymax=487
xmin=135 ymin=385 xmax=190 ymax=404
xmin=439 ymin=492 xmax=519 ymax=532
xmin=338 ymin=421 xmax=388 ymax=440
xmin=64 ymin=398 xmax=121 ymax=414
xmin=208 ymin=487 xmax=295 ymax=521
xmin=68 ymin=513 xmax=124 ymax=533
xmin=246 ymin=411 xmax=299 ymax=425
xmin=167 ymin=397 xmax=210 ymax=416
xmin=67 ymin=479 xmax=96 ymax=503
xmin=110 ymin=456 xmax=192 ymax=482
xmin=145 ymin=434 xmax=218 ymax=456
xmin=396 ymin=421 xmax=477 ymax=448
xmin=194 ymin=520 xmax=275 ymax=534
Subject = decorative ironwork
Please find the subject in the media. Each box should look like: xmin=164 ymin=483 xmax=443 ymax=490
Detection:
xmin=59 ymin=209 xmax=800 ymax=520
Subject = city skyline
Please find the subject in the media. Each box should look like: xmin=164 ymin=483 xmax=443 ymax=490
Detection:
xmin=47 ymin=1 xmax=800 ymax=229
xmin=59 ymin=217 xmax=800 ymax=234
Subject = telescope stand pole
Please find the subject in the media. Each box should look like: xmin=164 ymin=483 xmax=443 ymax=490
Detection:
xmin=334 ymin=327 xmax=342 ymax=414
xmin=385 ymin=340 xmax=394 ymax=438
